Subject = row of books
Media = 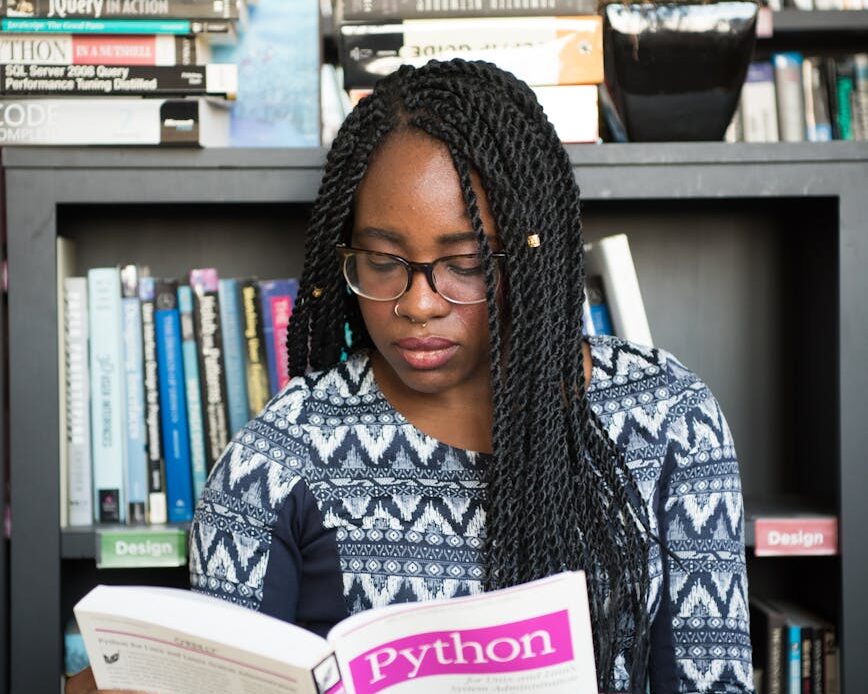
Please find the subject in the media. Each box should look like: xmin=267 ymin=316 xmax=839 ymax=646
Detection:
xmin=730 ymin=53 xmax=868 ymax=143
xmin=769 ymin=0 xmax=866 ymax=10
xmin=0 ymin=0 xmax=321 ymax=145
xmin=330 ymin=0 xmax=604 ymax=143
xmin=751 ymin=595 xmax=839 ymax=694
xmin=60 ymin=257 xmax=299 ymax=527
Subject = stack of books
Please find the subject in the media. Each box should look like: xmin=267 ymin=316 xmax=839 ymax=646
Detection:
xmin=0 ymin=0 xmax=245 ymax=145
xmin=59 ymin=246 xmax=299 ymax=527
xmin=728 ymin=52 xmax=868 ymax=143
xmin=332 ymin=0 xmax=604 ymax=143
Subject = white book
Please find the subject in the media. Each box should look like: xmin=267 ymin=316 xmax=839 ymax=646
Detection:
xmin=584 ymin=234 xmax=653 ymax=347
xmin=741 ymin=62 xmax=779 ymax=143
xmin=88 ymin=267 xmax=127 ymax=524
xmin=0 ymin=97 xmax=229 ymax=146
xmin=773 ymin=53 xmax=806 ymax=142
xmin=75 ymin=572 xmax=598 ymax=694
xmin=64 ymin=276 xmax=93 ymax=528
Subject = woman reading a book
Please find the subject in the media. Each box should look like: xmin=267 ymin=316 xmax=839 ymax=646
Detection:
xmin=69 ymin=59 xmax=753 ymax=694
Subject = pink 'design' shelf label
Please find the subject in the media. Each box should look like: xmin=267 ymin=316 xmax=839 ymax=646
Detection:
xmin=754 ymin=517 xmax=838 ymax=557
xmin=348 ymin=609 xmax=574 ymax=694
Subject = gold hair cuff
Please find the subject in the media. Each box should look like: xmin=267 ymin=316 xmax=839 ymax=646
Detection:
xmin=312 ymin=287 xmax=324 ymax=298
xmin=527 ymin=234 xmax=541 ymax=248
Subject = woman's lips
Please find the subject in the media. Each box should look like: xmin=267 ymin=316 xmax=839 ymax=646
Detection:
xmin=394 ymin=337 xmax=458 ymax=370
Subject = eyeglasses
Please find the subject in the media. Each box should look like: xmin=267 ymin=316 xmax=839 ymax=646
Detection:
xmin=336 ymin=244 xmax=507 ymax=305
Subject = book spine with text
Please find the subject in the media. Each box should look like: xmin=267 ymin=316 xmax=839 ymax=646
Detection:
xmin=773 ymin=52 xmax=806 ymax=142
xmin=87 ymin=267 xmax=126 ymax=523
xmin=218 ymin=278 xmax=249 ymax=437
xmin=0 ymin=96 xmax=229 ymax=145
xmin=0 ymin=62 xmax=237 ymax=96
xmin=189 ymin=268 xmax=229 ymax=471
xmin=64 ymin=276 xmax=92 ymax=526
xmin=2 ymin=0 xmax=241 ymax=20
xmin=154 ymin=279 xmax=194 ymax=523
xmin=139 ymin=276 xmax=166 ymax=524
xmin=0 ymin=33 xmax=206 ymax=65
xmin=177 ymin=285 xmax=208 ymax=502
xmin=339 ymin=16 xmax=603 ymax=89
xmin=258 ymin=278 xmax=298 ymax=395
xmin=1 ymin=17 xmax=234 ymax=35
xmin=239 ymin=278 xmax=270 ymax=416
xmin=120 ymin=265 xmax=147 ymax=524
xmin=338 ymin=0 xmax=595 ymax=21
xmin=741 ymin=61 xmax=780 ymax=142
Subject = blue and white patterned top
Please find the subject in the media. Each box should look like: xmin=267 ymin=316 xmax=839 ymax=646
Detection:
xmin=189 ymin=334 xmax=754 ymax=693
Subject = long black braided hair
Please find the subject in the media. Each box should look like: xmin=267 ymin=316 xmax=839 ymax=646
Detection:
xmin=287 ymin=59 xmax=652 ymax=692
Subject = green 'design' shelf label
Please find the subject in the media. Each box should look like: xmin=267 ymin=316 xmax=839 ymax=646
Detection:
xmin=97 ymin=528 xmax=187 ymax=569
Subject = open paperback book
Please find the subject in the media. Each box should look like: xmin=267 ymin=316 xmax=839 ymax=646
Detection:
xmin=74 ymin=571 xmax=598 ymax=694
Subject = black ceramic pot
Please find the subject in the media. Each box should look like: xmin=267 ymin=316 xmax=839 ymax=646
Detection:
xmin=603 ymin=1 xmax=758 ymax=142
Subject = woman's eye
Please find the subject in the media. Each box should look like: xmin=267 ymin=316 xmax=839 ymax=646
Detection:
xmin=364 ymin=257 xmax=401 ymax=272
xmin=446 ymin=261 xmax=483 ymax=277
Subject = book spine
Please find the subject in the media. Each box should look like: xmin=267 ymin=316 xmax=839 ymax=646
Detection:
xmin=339 ymin=0 xmax=595 ymax=20
xmin=0 ymin=34 xmax=202 ymax=65
xmin=177 ymin=285 xmax=208 ymax=503
xmin=240 ymin=278 xmax=270 ymax=416
xmin=800 ymin=627 xmax=812 ymax=694
xmin=741 ymin=61 xmax=780 ymax=142
xmin=120 ymin=265 xmax=147 ymax=524
xmin=810 ymin=629 xmax=824 ymax=694
xmin=0 ymin=97 xmax=229 ymax=145
xmin=788 ymin=625 xmax=802 ymax=694
xmin=823 ymin=629 xmax=839 ymax=694
xmin=339 ymin=16 xmax=604 ymax=88
xmin=64 ymin=276 xmax=92 ymax=527
xmin=585 ymin=275 xmax=613 ymax=336
xmin=218 ymin=278 xmax=249 ymax=436
xmin=0 ymin=62 xmax=237 ymax=96
xmin=3 ymin=0 xmax=241 ymax=20
xmin=769 ymin=620 xmax=784 ymax=694
xmin=139 ymin=276 xmax=166 ymax=524
xmin=154 ymin=279 xmax=194 ymax=523
xmin=87 ymin=267 xmax=126 ymax=524
xmin=189 ymin=268 xmax=229 ymax=471
xmin=835 ymin=58 xmax=854 ymax=141
xmin=853 ymin=53 xmax=868 ymax=141
xmin=1 ymin=17 xmax=233 ymax=34
xmin=258 ymin=278 xmax=297 ymax=395
xmin=773 ymin=51 xmax=806 ymax=142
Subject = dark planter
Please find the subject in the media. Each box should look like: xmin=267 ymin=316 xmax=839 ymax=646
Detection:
xmin=603 ymin=1 xmax=758 ymax=142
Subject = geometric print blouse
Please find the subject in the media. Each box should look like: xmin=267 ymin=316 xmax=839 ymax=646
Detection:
xmin=188 ymin=334 xmax=754 ymax=693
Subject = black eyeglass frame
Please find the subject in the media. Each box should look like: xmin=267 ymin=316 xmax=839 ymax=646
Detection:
xmin=336 ymin=244 xmax=507 ymax=305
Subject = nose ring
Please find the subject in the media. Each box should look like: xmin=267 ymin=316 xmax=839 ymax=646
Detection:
xmin=394 ymin=303 xmax=428 ymax=328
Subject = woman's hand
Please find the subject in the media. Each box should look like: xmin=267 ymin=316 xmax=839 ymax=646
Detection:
xmin=65 ymin=667 xmax=149 ymax=694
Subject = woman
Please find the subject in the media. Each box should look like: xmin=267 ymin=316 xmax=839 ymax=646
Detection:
xmin=70 ymin=59 xmax=753 ymax=693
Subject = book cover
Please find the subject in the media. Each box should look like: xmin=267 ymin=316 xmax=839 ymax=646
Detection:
xmin=239 ymin=278 xmax=270 ymax=416
xmin=337 ymin=0 xmax=596 ymax=21
xmin=87 ymin=267 xmax=126 ymax=524
xmin=177 ymin=285 xmax=208 ymax=503
xmin=339 ymin=16 xmax=603 ymax=89
xmin=0 ymin=97 xmax=230 ymax=145
xmin=583 ymin=234 xmax=652 ymax=347
xmin=0 ymin=63 xmax=237 ymax=97
xmin=741 ymin=61 xmax=779 ymax=142
xmin=120 ymin=264 xmax=147 ymax=524
xmin=584 ymin=273 xmax=613 ymax=336
xmin=154 ymin=279 xmax=194 ymax=523
xmin=218 ymin=278 xmax=249 ymax=437
xmin=3 ymin=0 xmax=242 ymax=20
xmin=138 ymin=276 xmax=167 ymax=524
xmin=210 ymin=0 xmax=319 ymax=146
xmin=0 ymin=33 xmax=207 ymax=65
xmin=76 ymin=571 xmax=598 ymax=694
xmin=772 ymin=52 xmax=806 ymax=142
xmin=189 ymin=268 xmax=229 ymax=471
xmin=258 ymin=278 xmax=298 ymax=395
xmin=63 ymin=276 xmax=92 ymax=527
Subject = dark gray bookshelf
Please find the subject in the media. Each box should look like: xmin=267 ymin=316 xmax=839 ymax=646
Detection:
xmin=3 ymin=143 xmax=868 ymax=693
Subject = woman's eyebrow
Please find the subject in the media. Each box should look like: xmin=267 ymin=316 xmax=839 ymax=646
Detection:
xmin=436 ymin=231 xmax=479 ymax=245
xmin=357 ymin=227 xmax=404 ymax=243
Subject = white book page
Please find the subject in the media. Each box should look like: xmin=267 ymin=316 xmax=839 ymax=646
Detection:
xmin=75 ymin=585 xmax=331 ymax=694
xmin=327 ymin=572 xmax=598 ymax=694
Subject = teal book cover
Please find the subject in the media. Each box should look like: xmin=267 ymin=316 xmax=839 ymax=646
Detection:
xmin=212 ymin=0 xmax=319 ymax=146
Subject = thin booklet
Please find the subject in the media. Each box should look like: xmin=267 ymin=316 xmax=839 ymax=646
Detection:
xmin=74 ymin=571 xmax=598 ymax=694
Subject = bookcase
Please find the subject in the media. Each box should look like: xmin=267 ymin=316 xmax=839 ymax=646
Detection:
xmin=3 ymin=142 xmax=868 ymax=693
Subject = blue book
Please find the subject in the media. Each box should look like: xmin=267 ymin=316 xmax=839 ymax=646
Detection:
xmin=2 ymin=18 xmax=214 ymax=34
xmin=787 ymin=625 xmax=801 ymax=694
xmin=219 ymin=278 xmax=249 ymax=437
xmin=154 ymin=280 xmax=194 ymax=523
xmin=178 ymin=286 xmax=208 ymax=504
xmin=87 ymin=267 xmax=126 ymax=524
xmin=586 ymin=275 xmax=614 ymax=336
xmin=210 ymin=0 xmax=319 ymax=146
xmin=120 ymin=265 xmax=147 ymax=524
xmin=258 ymin=278 xmax=299 ymax=396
